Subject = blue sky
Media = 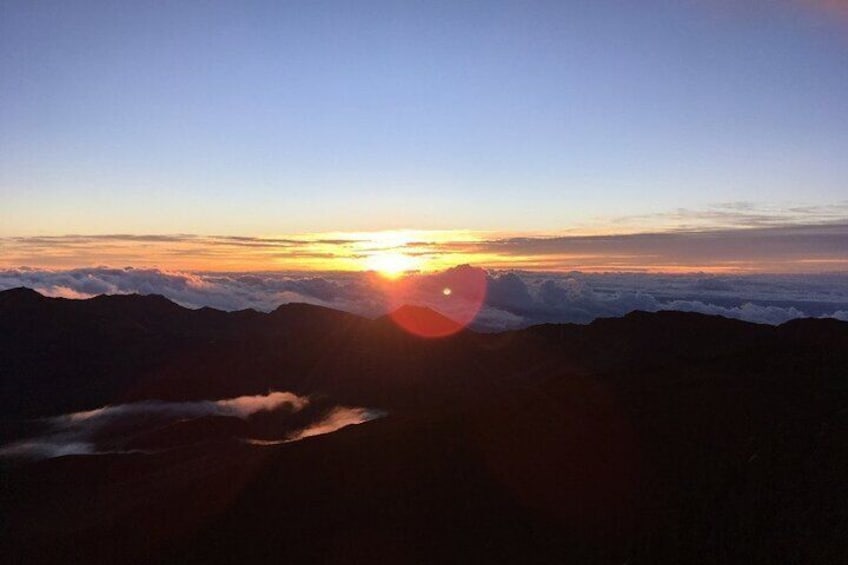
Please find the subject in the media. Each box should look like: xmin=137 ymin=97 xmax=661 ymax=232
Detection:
xmin=1 ymin=0 xmax=847 ymax=239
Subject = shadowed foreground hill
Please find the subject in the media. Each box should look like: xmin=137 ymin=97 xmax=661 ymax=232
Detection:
xmin=1 ymin=288 xmax=847 ymax=564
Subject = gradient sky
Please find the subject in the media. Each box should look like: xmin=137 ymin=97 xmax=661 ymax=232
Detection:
xmin=1 ymin=1 xmax=847 ymax=271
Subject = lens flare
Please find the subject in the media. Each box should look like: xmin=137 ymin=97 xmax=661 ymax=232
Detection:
xmin=382 ymin=266 xmax=488 ymax=338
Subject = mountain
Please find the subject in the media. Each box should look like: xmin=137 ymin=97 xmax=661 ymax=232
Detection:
xmin=377 ymin=304 xmax=466 ymax=337
xmin=1 ymin=288 xmax=847 ymax=564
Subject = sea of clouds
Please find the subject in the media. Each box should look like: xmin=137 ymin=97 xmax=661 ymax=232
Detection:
xmin=2 ymin=266 xmax=847 ymax=330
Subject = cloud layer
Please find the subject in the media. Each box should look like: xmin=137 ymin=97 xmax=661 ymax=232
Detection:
xmin=2 ymin=215 xmax=847 ymax=273
xmin=2 ymin=266 xmax=847 ymax=330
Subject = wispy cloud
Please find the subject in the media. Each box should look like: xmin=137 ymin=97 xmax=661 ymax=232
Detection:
xmin=3 ymin=203 xmax=846 ymax=272
xmin=64 ymin=391 xmax=309 ymax=424
xmin=610 ymin=202 xmax=848 ymax=232
xmin=434 ymin=223 xmax=848 ymax=273
xmin=287 ymin=407 xmax=384 ymax=441
xmin=251 ymin=407 xmax=387 ymax=445
xmin=0 ymin=233 xmax=371 ymax=271
xmin=0 ymin=392 xmax=382 ymax=460
xmin=2 ymin=224 xmax=847 ymax=274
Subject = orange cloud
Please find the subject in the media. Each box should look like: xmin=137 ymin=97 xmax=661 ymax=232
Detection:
xmin=2 ymin=214 xmax=847 ymax=274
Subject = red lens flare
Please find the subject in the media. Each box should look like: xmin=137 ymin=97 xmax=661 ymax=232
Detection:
xmin=381 ymin=266 xmax=488 ymax=338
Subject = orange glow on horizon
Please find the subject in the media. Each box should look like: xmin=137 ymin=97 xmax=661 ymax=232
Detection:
xmin=364 ymin=252 xmax=422 ymax=279
xmin=1 ymin=227 xmax=845 ymax=275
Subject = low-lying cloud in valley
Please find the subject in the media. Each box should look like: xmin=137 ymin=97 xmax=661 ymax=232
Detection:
xmin=0 ymin=392 xmax=383 ymax=460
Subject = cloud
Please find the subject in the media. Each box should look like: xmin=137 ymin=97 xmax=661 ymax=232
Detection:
xmin=614 ymin=201 xmax=848 ymax=231
xmin=487 ymin=272 xmax=535 ymax=313
xmin=0 ymin=233 xmax=369 ymax=271
xmin=661 ymin=300 xmax=808 ymax=326
xmin=1 ymin=266 xmax=847 ymax=330
xmin=65 ymin=391 xmax=308 ymax=425
xmin=0 ymin=391 xmax=382 ymax=460
xmin=0 ymin=440 xmax=98 ymax=459
xmin=492 ymin=271 xmax=848 ymax=326
xmin=0 ymin=267 xmax=377 ymax=313
xmin=214 ymin=392 xmax=310 ymax=418
xmin=3 ymin=210 xmax=848 ymax=273
xmin=285 ymin=407 xmax=387 ymax=442
xmin=458 ymin=223 xmax=848 ymax=272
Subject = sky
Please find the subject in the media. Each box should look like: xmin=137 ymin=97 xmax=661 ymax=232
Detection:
xmin=1 ymin=0 xmax=847 ymax=274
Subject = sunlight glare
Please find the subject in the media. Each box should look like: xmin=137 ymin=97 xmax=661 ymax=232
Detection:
xmin=365 ymin=252 xmax=420 ymax=278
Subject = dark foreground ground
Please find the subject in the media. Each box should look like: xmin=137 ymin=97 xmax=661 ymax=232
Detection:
xmin=1 ymin=287 xmax=847 ymax=564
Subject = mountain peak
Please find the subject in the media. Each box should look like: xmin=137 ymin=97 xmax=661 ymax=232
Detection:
xmin=271 ymin=302 xmax=335 ymax=315
xmin=268 ymin=302 xmax=368 ymax=331
xmin=388 ymin=304 xmax=446 ymax=317
xmin=87 ymin=292 xmax=184 ymax=311
xmin=0 ymin=286 xmax=48 ymax=306
xmin=381 ymin=305 xmax=465 ymax=338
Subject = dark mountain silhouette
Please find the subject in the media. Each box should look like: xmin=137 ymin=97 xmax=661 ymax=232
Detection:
xmin=1 ymin=288 xmax=847 ymax=564
xmin=378 ymin=304 xmax=466 ymax=337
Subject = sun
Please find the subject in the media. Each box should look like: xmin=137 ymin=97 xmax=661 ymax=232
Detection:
xmin=365 ymin=252 xmax=420 ymax=278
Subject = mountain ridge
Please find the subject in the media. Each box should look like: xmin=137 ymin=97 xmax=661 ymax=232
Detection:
xmin=2 ymin=286 xmax=848 ymax=563
xmin=1 ymin=286 xmax=846 ymax=419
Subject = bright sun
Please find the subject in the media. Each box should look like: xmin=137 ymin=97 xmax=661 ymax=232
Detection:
xmin=365 ymin=252 xmax=420 ymax=278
